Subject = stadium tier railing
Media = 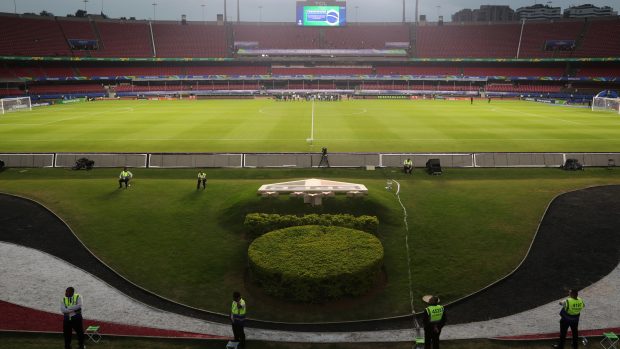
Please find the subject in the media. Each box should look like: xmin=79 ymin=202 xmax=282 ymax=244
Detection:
xmin=1 ymin=152 xmax=619 ymax=169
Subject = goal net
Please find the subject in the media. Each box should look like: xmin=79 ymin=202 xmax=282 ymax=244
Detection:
xmin=592 ymin=90 xmax=620 ymax=114
xmin=0 ymin=97 xmax=32 ymax=115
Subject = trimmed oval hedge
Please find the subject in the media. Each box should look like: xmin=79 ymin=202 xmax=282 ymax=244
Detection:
xmin=248 ymin=225 xmax=384 ymax=302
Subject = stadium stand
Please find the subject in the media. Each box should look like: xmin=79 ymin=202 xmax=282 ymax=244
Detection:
xmin=152 ymin=22 xmax=227 ymax=58
xmin=0 ymin=14 xmax=619 ymax=59
xmin=10 ymin=66 xmax=46 ymax=78
xmin=518 ymin=20 xmax=584 ymax=58
xmin=0 ymin=15 xmax=72 ymax=56
xmin=57 ymin=17 xmax=98 ymax=57
xmin=0 ymin=64 xmax=15 ymax=79
xmin=271 ymin=67 xmax=373 ymax=75
xmin=233 ymin=24 xmax=321 ymax=49
xmin=323 ymin=24 xmax=410 ymax=49
xmin=77 ymin=66 xmax=183 ymax=77
xmin=486 ymin=83 xmax=562 ymax=93
xmin=461 ymin=67 xmax=566 ymax=77
xmin=233 ymin=23 xmax=409 ymax=50
xmin=0 ymin=88 xmax=25 ymax=97
xmin=0 ymin=13 xmax=617 ymax=100
xmin=92 ymin=20 xmax=153 ymax=57
xmin=285 ymin=82 xmax=322 ymax=90
xmin=375 ymin=66 xmax=461 ymax=76
xmin=184 ymin=66 xmax=269 ymax=75
xmin=416 ymin=23 xmax=522 ymax=58
xmin=3 ymin=64 xmax=76 ymax=78
xmin=415 ymin=19 xmax=620 ymax=58
xmin=365 ymin=83 xmax=480 ymax=91
xmin=115 ymin=82 xmax=262 ymax=92
xmin=27 ymin=84 xmax=105 ymax=94
xmin=575 ymin=66 xmax=620 ymax=77
xmin=42 ymin=66 xmax=77 ymax=78
xmin=57 ymin=18 xmax=97 ymax=41
xmin=577 ymin=18 xmax=620 ymax=57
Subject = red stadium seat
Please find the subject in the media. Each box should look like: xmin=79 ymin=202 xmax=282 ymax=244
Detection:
xmin=0 ymin=14 xmax=619 ymax=59
xmin=272 ymin=67 xmax=373 ymax=75
xmin=92 ymin=21 xmax=153 ymax=57
xmin=152 ymin=23 xmax=227 ymax=58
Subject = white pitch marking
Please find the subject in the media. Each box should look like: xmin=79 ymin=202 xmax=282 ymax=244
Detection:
xmin=495 ymin=106 xmax=582 ymax=125
xmin=39 ymin=107 xmax=135 ymax=126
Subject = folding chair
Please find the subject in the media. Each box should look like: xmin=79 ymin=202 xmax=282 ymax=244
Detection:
xmin=85 ymin=325 xmax=101 ymax=343
xmin=414 ymin=336 xmax=425 ymax=349
xmin=601 ymin=332 xmax=618 ymax=349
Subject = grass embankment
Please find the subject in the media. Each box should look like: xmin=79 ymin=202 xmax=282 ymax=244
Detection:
xmin=1 ymin=167 xmax=619 ymax=322
xmin=1 ymin=99 xmax=619 ymax=152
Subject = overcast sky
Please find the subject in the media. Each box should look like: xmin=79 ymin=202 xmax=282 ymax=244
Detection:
xmin=0 ymin=0 xmax=616 ymax=22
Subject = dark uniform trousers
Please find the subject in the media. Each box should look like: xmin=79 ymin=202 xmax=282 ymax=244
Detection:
xmin=63 ymin=314 xmax=85 ymax=349
xmin=119 ymin=177 xmax=130 ymax=188
xmin=197 ymin=178 xmax=207 ymax=189
xmin=424 ymin=324 xmax=442 ymax=349
xmin=558 ymin=317 xmax=579 ymax=349
xmin=232 ymin=321 xmax=246 ymax=347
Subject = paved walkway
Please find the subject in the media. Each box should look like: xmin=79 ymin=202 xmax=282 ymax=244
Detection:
xmin=1 ymin=242 xmax=618 ymax=342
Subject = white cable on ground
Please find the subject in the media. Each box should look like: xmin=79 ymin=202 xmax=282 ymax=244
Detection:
xmin=391 ymin=179 xmax=421 ymax=334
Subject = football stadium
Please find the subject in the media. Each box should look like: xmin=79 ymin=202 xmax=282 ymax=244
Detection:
xmin=0 ymin=0 xmax=619 ymax=348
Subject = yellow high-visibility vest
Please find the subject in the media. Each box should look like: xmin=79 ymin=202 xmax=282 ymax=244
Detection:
xmin=565 ymin=297 xmax=585 ymax=316
xmin=426 ymin=305 xmax=444 ymax=323
xmin=231 ymin=299 xmax=246 ymax=321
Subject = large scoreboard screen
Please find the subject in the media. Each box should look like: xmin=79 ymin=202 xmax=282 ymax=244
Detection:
xmin=296 ymin=5 xmax=347 ymax=26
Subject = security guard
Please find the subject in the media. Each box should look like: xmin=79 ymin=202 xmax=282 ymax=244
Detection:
xmin=423 ymin=295 xmax=446 ymax=349
xmin=555 ymin=289 xmax=585 ymax=349
xmin=403 ymin=158 xmax=413 ymax=174
xmin=61 ymin=287 xmax=85 ymax=349
xmin=118 ymin=167 xmax=133 ymax=189
xmin=197 ymin=171 xmax=207 ymax=190
xmin=230 ymin=291 xmax=246 ymax=348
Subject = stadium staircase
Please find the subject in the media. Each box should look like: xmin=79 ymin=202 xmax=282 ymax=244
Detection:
xmin=575 ymin=19 xmax=591 ymax=51
xmin=55 ymin=18 xmax=72 ymax=57
xmin=409 ymin=23 xmax=417 ymax=57
xmin=90 ymin=20 xmax=105 ymax=54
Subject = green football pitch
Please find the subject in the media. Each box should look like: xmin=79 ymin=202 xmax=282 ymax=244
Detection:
xmin=1 ymin=99 xmax=619 ymax=153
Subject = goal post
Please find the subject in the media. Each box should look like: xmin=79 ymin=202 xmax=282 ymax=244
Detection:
xmin=592 ymin=90 xmax=620 ymax=114
xmin=0 ymin=96 xmax=32 ymax=115
xmin=592 ymin=97 xmax=620 ymax=114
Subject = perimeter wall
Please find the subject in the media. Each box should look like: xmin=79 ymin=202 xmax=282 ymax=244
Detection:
xmin=0 ymin=152 xmax=619 ymax=168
